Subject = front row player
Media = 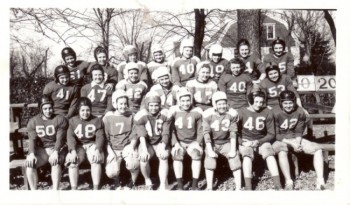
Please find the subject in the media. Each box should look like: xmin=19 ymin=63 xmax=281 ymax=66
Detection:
xmin=272 ymin=91 xmax=326 ymax=190
xmin=26 ymin=95 xmax=68 ymax=190
xmin=238 ymin=90 xmax=282 ymax=190
xmin=203 ymin=91 xmax=242 ymax=190
xmin=66 ymin=97 xmax=105 ymax=190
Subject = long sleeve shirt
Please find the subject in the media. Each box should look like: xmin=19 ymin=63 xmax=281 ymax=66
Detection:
xmin=67 ymin=60 xmax=91 ymax=87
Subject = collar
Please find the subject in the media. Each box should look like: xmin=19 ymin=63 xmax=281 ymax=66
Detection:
xmin=91 ymin=81 xmax=105 ymax=88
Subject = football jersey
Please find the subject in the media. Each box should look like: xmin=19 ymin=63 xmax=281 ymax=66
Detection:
xmin=88 ymin=62 xmax=118 ymax=86
xmin=218 ymin=73 xmax=253 ymax=109
xmin=27 ymin=114 xmax=68 ymax=153
xmin=263 ymin=52 xmax=295 ymax=79
xmin=273 ymin=106 xmax=307 ymax=141
xmin=259 ymin=74 xmax=299 ymax=107
xmin=208 ymin=59 xmax=230 ymax=83
xmin=171 ymin=56 xmax=200 ymax=87
xmin=186 ymin=79 xmax=218 ymax=110
xmin=80 ymin=82 xmax=113 ymax=116
xmin=134 ymin=109 xmax=170 ymax=145
xmin=66 ymin=60 xmax=91 ymax=87
xmin=149 ymin=84 xmax=177 ymax=109
xmin=147 ymin=60 xmax=171 ymax=80
xmin=237 ymin=107 xmax=275 ymax=144
xmin=43 ymin=81 xmax=79 ymax=118
xmin=202 ymin=107 xmax=239 ymax=145
xmin=116 ymin=79 xmax=148 ymax=113
xmin=239 ymin=54 xmax=264 ymax=80
xmin=168 ymin=105 xmax=203 ymax=145
xmin=67 ymin=115 xmax=105 ymax=151
xmin=117 ymin=61 xmax=150 ymax=85
xmin=103 ymin=110 xmax=135 ymax=150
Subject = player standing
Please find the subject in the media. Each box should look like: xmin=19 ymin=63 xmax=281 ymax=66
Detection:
xmin=207 ymin=44 xmax=230 ymax=83
xmin=147 ymin=44 xmax=171 ymax=83
xmin=25 ymin=95 xmax=68 ymax=190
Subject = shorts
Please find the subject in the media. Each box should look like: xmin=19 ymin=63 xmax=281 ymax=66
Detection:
xmin=27 ymin=146 xmax=67 ymax=168
xmin=65 ymin=143 xmax=105 ymax=166
xmin=204 ymin=142 xmax=241 ymax=171
xmin=272 ymin=138 xmax=322 ymax=155
xmin=239 ymin=141 xmax=275 ymax=160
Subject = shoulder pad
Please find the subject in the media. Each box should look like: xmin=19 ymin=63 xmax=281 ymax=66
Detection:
xmin=117 ymin=61 xmax=127 ymax=71
xmin=192 ymin=56 xmax=201 ymax=63
xmin=171 ymin=57 xmax=182 ymax=67
xmin=228 ymin=108 xmax=239 ymax=119
xmin=167 ymin=105 xmax=179 ymax=118
xmin=160 ymin=109 xmax=169 ymax=117
xmin=134 ymin=109 xmax=149 ymax=121
xmin=192 ymin=107 xmax=203 ymax=115
xmin=203 ymin=108 xmax=216 ymax=118
xmin=150 ymin=84 xmax=162 ymax=92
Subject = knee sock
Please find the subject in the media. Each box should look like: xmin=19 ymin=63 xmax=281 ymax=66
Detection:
xmin=272 ymin=176 xmax=282 ymax=190
xmin=176 ymin=178 xmax=183 ymax=190
xmin=192 ymin=178 xmax=199 ymax=190
xmin=244 ymin=178 xmax=252 ymax=190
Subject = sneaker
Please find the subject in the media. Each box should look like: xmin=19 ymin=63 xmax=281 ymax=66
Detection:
xmin=144 ymin=184 xmax=154 ymax=190
xmin=284 ymin=180 xmax=294 ymax=191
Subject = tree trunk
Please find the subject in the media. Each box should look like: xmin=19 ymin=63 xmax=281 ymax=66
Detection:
xmin=194 ymin=9 xmax=206 ymax=58
xmin=237 ymin=9 xmax=261 ymax=58
xmin=323 ymin=10 xmax=336 ymax=45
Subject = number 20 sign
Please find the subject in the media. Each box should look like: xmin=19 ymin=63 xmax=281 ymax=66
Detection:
xmin=297 ymin=75 xmax=336 ymax=92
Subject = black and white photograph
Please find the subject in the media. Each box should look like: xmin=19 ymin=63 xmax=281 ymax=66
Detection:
xmin=4 ymin=0 xmax=350 ymax=204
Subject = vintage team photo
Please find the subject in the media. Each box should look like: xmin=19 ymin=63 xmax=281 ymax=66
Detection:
xmin=9 ymin=8 xmax=336 ymax=191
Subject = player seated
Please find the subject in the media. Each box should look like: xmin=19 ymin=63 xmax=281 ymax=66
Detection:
xmin=171 ymin=37 xmax=200 ymax=87
xmin=207 ymin=44 xmax=230 ymax=83
xmin=88 ymin=46 xmax=118 ymax=91
xmin=186 ymin=61 xmax=218 ymax=111
xmin=135 ymin=91 xmax=171 ymax=190
xmin=61 ymin=47 xmax=91 ymax=89
xmin=238 ymin=90 xmax=282 ymax=190
xmin=81 ymin=64 xmax=113 ymax=117
xmin=262 ymin=38 xmax=295 ymax=80
xmin=203 ymin=91 xmax=242 ymax=190
xmin=117 ymin=45 xmax=150 ymax=84
xmin=43 ymin=65 xmax=79 ymax=118
xmin=168 ymin=87 xmax=204 ymax=190
xmin=65 ymin=97 xmax=105 ymax=190
xmin=236 ymin=39 xmax=264 ymax=83
xmin=218 ymin=58 xmax=253 ymax=109
xmin=150 ymin=68 xmax=178 ymax=109
xmin=147 ymin=44 xmax=171 ymax=83
xmin=116 ymin=62 xmax=148 ymax=114
xmin=25 ymin=95 xmax=68 ymax=190
xmin=103 ymin=90 xmax=140 ymax=190
xmin=272 ymin=91 xmax=326 ymax=190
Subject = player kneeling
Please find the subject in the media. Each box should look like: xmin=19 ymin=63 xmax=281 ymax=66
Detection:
xmin=103 ymin=90 xmax=140 ymax=190
xmin=272 ymin=91 xmax=326 ymax=190
xmin=168 ymin=87 xmax=204 ymax=190
xmin=66 ymin=97 xmax=105 ymax=190
xmin=135 ymin=92 xmax=171 ymax=190
xmin=25 ymin=95 xmax=68 ymax=190
xmin=238 ymin=90 xmax=282 ymax=190
xmin=203 ymin=91 xmax=242 ymax=190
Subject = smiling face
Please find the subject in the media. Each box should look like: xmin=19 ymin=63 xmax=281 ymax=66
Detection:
xmin=41 ymin=104 xmax=54 ymax=119
xmin=58 ymin=74 xmax=70 ymax=85
xmin=267 ymin=70 xmax=280 ymax=82
xmin=92 ymin=70 xmax=104 ymax=84
xmin=148 ymin=102 xmax=161 ymax=115
xmin=198 ymin=66 xmax=210 ymax=82
xmin=153 ymin=51 xmax=164 ymax=63
xmin=239 ymin=45 xmax=250 ymax=58
xmin=64 ymin=55 xmax=76 ymax=67
xmin=251 ymin=96 xmax=265 ymax=112
xmin=179 ymin=95 xmax=191 ymax=111
xmin=273 ymin=44 xmax=284 ymax=57
xmin=182 ymin=47 xmax=193 ymax=59
xmin=128 ymin=53 xmax=137 ymax=62
xmin=79 ymin=105 xmax=91 ymax=120
xmin=230 ymin=63 xmax=242 ymax=76
xmin=281 ymin=100 xmax=294 ymax=113
xmin=97 ymin=52 xmax=107 ymax=66
xmin=216 ymin=100 xmax=227 ymax=114
xmin=158 ymin=74 xmax=170 ymax=88
xmin=211 ymin=53 xmax=221 ymax=63
xmin=128 ymin=69 xmax=139 ymax=83
xmin=115 ymin=97 xmax=128 ymax=113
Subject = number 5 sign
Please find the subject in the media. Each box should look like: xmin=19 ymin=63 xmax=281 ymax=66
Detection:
xmin=315 ymin=76 xmax=336 ymax=91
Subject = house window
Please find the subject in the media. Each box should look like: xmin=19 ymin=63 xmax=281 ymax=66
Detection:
xmin=264 ymin=23 xmax=275 ymax=40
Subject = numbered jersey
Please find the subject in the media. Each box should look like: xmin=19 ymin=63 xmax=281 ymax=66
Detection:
xmin=168 ymin=105 xmax=203 ymax=144
xmin=116 ymin=79 xmax=148 ymax=112
xmin=186 ymin=79 xmax=218 ymax=110
xmin=103 ymin=110 xmax=135 ymax=150
xmin=67 ymin=115 xmax=105 ymax=151
xmin=88 ymin=62 xmax=118 ymax=86
xmin=67 ymin=60 xmax=91 ymax=87
xmin=43 ymin=81 xmax=79 ymax=118
xmin=239 ymin=54 xmax=263 ymax=80
xmin=81 ymin=83 xmax=113 ymax=116
xmin=273 ymin=106 xmax=307 ymax=141
xmin=208 ymin=59 xmax=230 ymax=83
xmin=27 ymin=114 xmax=68 ymax=153
xmin=149 ymin=84 xmax=177 ymax=109
xmin=259 ymin=74 xmax=299 ymax=106
xmin=263 ymin=52 xmax=295 ymax=79
xmin=202 ymin=107 xmax=239 ymax=145
xmin=117 ymin=61 xmax=150 ymax=85
xmin=218 ymin=73 xmax=253 ymax=109
xmin=237 ymin=107 xmax=275 ymax=143
xmin=171 ymin=56 xmax=200 ymax=87
xmin=134 ymin=109 xmax=170 ymax=145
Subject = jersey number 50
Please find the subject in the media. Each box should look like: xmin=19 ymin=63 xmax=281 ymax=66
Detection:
xmin=36 ymin=125 xmax=56 ymax=137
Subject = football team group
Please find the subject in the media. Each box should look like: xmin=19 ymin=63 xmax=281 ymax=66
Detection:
xmin=23 ymin=37 xmax=326 ymax=191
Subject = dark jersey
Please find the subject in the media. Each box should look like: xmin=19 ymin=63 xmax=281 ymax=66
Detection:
xmin=273 ymin=106 xmax=307 ymax=141
xmin=88 ymin=62 xmax=118 ymax=86
xmin=43 ymin=81 xmax=79 ymax=118
xmin=263 ymin=52 xmax=295 ymax=79
xmin=67 ymin=60 xmax=91 ymax=87
xmin=67 ymin=115 xmax=105 ymax=151
xmin=239 ymin=54 xmax=264 ymax=80
xmin=116 ymin=79 xmax=148 ymax=113
xmin=27 ymin=114 xmax=68 ymax=153
xmin=208 ymin=59 xmax=230 ymax=83
xmin=171 ymin=56 xmax=200 ymax=87
xmin=81 ymin=82 xmax=113 ymax=116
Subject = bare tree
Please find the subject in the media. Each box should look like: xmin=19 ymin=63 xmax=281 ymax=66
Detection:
xmin=323 ymin=10 xmax=336 ymax=45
